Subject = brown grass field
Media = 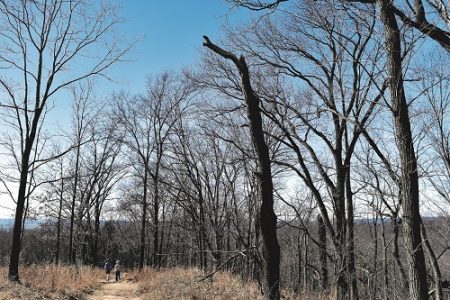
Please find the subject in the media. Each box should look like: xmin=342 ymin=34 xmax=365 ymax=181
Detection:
xmin=0 ymin=265 xmax=105 ymax=299
xmin=0 ymin=265 xmax=329 ymax=299
xmin=135 ymin=267 xmax=264 ymax=300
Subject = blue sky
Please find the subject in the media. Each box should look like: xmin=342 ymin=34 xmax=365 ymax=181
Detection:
xmin=0 ymin=1 xmax=250 ymax=218
xmin=45 ymin=0 xmax=249 ymax=129
xmin=108 ymin=0 xmax=247 ymax=93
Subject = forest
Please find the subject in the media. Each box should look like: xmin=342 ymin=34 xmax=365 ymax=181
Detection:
xmin=1 ymin=0 xmax=450 ymax=299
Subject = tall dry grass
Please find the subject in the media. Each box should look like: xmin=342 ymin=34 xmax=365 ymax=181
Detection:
xmin=135 ymin=267 xmax=332 ymax=300
xmin=135 ymin=267 xmax=263 ymax=300
xmin=0 ymin=265 xmax=104 ymax=299
xmin=0 ymin=265 xmax=333 ymax=299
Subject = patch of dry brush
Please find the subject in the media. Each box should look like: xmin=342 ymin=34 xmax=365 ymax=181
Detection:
xmin=136 ymin=267 xmax=331 ymax=300
xmin=1 ymin=265 xmax=331 ymax=299
xmin=0 ymin=265 xmax=103 ymax=299
xmin=136 ymin=267 xmax=263 ymax=300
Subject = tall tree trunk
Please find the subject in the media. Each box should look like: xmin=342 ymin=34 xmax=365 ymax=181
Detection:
xmin=303 ymin=231 xmax=308 ymax=291
xmin=152 ymin=166 xmax=160 ymax=268
xmin=69 ymin=144 xmax=81 ymax=264
xmin=372 ymin=214 xmax=379 ymax=300
xmin=203 ymin=36 xmax=281 ymax=300
xmin=345 ymin=167 xmax=358 ymax=299
xmin=139 ymin=167 xmax=149 ymax=270
xmin=378 ymin=1 xmax=428 ymax=298
xmin=297 ymin=232 xmax=303 ymax=291
xmin=9 ymin=100 xmax=44 ymax=281
xmin=334 ymin=166 xmax=348 ymax=299
xmin=55 ymin=177 xmax=64 ymax=265
xmin=158 ymin=202 xmax=166 ymax=267
xmin=392 ymin=217 xmax=408 ymax=290
xmin=198 ymin=198 xmax=208 ymax=271
xmin=92 ymin=199 xmax=101 ymax=266
xmin=318 ymin=215 xmax=328 ymax=292
xmin=421 ymin=221 xmax=443 ymax=300
xmin=8 ymin=143 xmax=32 ymax=281
xmin=381 ymin=218 xmax=389 ymax=300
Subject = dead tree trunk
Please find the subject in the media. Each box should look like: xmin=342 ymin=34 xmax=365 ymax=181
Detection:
xmin=8 ymin=143 xmax=32 ymax=281
xmin=203 ymin=36 xmax=281 ymax=300
xmin=9 ymin=101 xmax=44 ymax=281
xmin=345 ymin=168 xmax=358 ymax=299
xmin=55 ymin=176 xmax=64 ymax=265
xmin=378 ymin=1 xmax=428 ymax=298
xmin=421 ymin=221 xmax=443 ymax=300
xmin=392 ymin=217 xmax=408 ymax=290
xmin=318 ymin=215 xmax=328 ymax=292
xmin=152 ymin=159 xmax=161 ymax=268
xmin=69 ymin=144 xmax=81 ymax=264
xmin=139 ymin=167 xmax=149 ymax=270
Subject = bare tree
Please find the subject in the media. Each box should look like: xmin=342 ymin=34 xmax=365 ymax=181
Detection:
xmin=378 ymin=0 xmax=428 ymax=298
xmin=416 ymin=53 xmax=450 ymax=299
xmin=66 ymin=81 xmax=102 ymax=264
xmin=218 ymin=3 xmax=387 ymax=298
xmin=228 ymin=0 xmax=450 ymax=51
xmin=115 ymin=73 xmax=192 ymax=270
xmin=0 ymin=0 xmax=128 ymax=281
xmin=223 ymin=1 xmax=435 ymax=299
xmin=115 ymin=92 xmax=153 ymax=270
xmin=203 ymin=36 xmax=281 ymax=300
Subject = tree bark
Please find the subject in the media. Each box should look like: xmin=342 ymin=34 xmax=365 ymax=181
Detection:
xmin=69 ymin=144 xmax=81 ymax=264
xmin=8 ymin=101 xmax=44 ymax=281
xmin=378 ymin=1 xmax=428 ymax=298
xmin=392 ymin=217 xmax=408 ymax=290
xmin=421 ymin=221 xmax=443 ymax=300
xmin=55 ymin=176 xmax=64 ymax=265
xmin=381 ymin=219 xmax=389 ymax=300
xmin=318 ymin=215 xmax=328 ymax=292
xmin=203 ymin=36 xmax=281 ymax=300
xmin=8 ymin=146 xmax=31 ymax=281
xmin=152 ymin=162 xmax=161 ymax=268
xmin=334 ymin=165 xmax=349 ymax=299
xmin=139 ymin=167 xmax=149 ymax=270
xmin=345 ymin=168 xmax=358 ymax=299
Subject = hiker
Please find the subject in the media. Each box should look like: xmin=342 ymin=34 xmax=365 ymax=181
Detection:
xmin=104 ymin=259 xmax=113 ymax=282
xmin=114 ymin=260 xmax=121 ymax=281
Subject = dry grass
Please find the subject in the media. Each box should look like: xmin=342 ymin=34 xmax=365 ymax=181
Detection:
xmin=0 ymin=265 xmax=104 ymax=299
xmin=0 ymin=265 xmax=333 ymax=299
xmin=135 ymin=267 xmax=331 ymax=300
xmin=135 ymin=267 xmax=263 ymax=300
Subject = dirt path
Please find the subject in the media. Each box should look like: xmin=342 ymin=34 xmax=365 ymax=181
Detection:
xmin=86 ymin=279 xmax=142 ymax=300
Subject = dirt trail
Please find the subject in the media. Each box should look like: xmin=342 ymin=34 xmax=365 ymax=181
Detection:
xmin=86 ymin=279 xmax=142 ymax=300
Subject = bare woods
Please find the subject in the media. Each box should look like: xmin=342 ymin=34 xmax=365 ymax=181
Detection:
xmin=1 ymin=1 xmax=450 ymax=300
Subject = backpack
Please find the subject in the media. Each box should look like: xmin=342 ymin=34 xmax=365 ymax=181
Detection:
xmin=104 ymin=262 xmax=113 ymax=271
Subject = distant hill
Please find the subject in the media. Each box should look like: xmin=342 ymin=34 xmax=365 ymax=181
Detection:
xmin=0 ymin=218 xmax=13 ymax=230
xmin=0 ymin=219 xmax=42 ymax=230
xmin=0 ymin=216 xmax=444 ymax=231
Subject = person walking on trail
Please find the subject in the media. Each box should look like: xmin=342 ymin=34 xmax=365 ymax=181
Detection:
xmin=104 ymin=259 xmax=113 ymax=282
xmin=114 ymin=260 xmax=121 ymax=281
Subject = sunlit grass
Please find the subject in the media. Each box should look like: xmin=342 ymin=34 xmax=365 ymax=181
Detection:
xmin=135 ymin=267 xmax=333 ymax=299
xmin=136 ymin=267 xmax=263 ymax=300
xmin=0 ymin=265 xmax=104 ymax=299
xmin=0 ymin=265 xmax=333 ymax=299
